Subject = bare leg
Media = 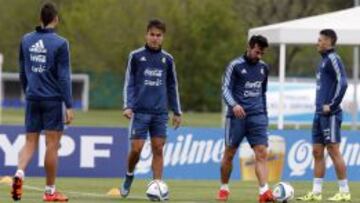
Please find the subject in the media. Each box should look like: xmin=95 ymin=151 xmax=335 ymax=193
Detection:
xmin=127 ymin=139 xmax=146 ymax=173
xmin=18 ymin=133 xmax=40 ymax=171
xmin=220 ymin=146 xmax=237 ymax=184
xmin=313 ymin=144 xmax=326 ymax=178
xmin=253 ymin=145 xmax=268 ymax=186
xmin=327 ymin=144 xmax=347 ymax=180
xmin=44 ymin=130 xmax=62 ymax=186
xmin=151 ymin=137 xmax=165 ymax=179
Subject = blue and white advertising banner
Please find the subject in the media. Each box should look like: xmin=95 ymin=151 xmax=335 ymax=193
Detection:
xmin=267 ymin=80 xmax=359 ymax=123
xmin=1 ymin=126 xmax=360 ymax=181
xmin=0 ymin=125 xmax=128 ymax=177
xmin=135 ymin=128 xmax=360 ymax=181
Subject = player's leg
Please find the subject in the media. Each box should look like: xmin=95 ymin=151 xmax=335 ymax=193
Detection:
xmin=149 ymin=114 xmax=168 ymax=180
xmin=42 ymin=101 xmax=68 ymax=201
xmin=217 ymin=146 xmax=237 ymax=201
xmin=245 ymin=114 xmax=273 ymax=203
xmin=297 ymin=114 xmax=323 ymax=201
xmin=313 ymin=144 xmax=325 ymax=193
xmin=121 ymin=113 xmax=151 ymax=198
xmin=12 ymin=133 xmax=40 ymax=201
xmin=17 ymin=133 xmax=40 ymax=172
xmin=253 ymin=145 xmax=269 ymax=189
xmin=127 ymin=139 xmax=146 ymax=173
xmin=150 ymin=137 xmax=165 ymax=179
xmin=326 ymin=113 xmax=350 ymax=201
xmin=12 ymin=101 xmax=42 ymax=201
xmin=217 ymin=116 xmax=244 ymax=201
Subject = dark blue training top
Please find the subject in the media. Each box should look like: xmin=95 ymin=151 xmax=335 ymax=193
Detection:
xmin=315 ymin=49 xmax=348 ymax=114
xmin=222 ymin=54 xmax=268 ymax=117
xmin=123 ymin=45 xmax=182 ymax=115
xmin=19 ymin=26 xmax=72 ymax=108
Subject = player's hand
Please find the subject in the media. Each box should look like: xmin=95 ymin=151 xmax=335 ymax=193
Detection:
xmin=172 ymin=115 xmax=182 ymax=130
xmin=123 ymin=108 xmax=133 ymax=119
xmin=65 ymin=109 xmax=74 ymax=125
xmin=233 ymin=104 xmax=246 ymax=118
xmin=323 ymin=104 xmax=331 ymax=115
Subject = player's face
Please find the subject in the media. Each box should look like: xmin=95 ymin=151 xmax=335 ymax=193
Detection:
xmin=146 ymin=28 xmax=164 ymax=50
xmin=247 ymin=44 xmax=266 ymax=63
xmin=317 ymin=35 xmax=331 ymax=53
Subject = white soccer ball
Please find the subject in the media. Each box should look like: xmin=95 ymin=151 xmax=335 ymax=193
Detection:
xmin=146 ymin=180 xmax=169 ymax=201
xmin=272 ymin=182 xmax=294 ymax=202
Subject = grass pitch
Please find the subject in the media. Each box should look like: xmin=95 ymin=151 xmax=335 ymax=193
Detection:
xmin=1 ymin=178 xmax=360 ymax=203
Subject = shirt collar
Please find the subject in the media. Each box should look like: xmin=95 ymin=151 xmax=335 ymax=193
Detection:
xmin=145 ymin=44 xmax=162 ymax=53
xmin=35 ymin=26 xmax=55 ymax=33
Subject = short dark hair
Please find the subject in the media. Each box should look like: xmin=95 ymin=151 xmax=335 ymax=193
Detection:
xmin=40 ymin=2 xmax=58 ymax=27
xmin=147 ymin=19 xmax=166 ymax=33
xmin=320 ymin=29 xmax=337 ymax=46
xmin=249 ymin=35 xmax=269 ymax=49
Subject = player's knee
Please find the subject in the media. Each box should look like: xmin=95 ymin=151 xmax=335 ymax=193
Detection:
xmin=327 ymin=145 xmax=340 ymax=157
xmin=130 ymin=147 xmax=143 ymax=155
xmin=152 ymin=145 xmax=163 ymax=157
xmin=254 ymin=148 xmax=267 ymax=162
xmin=312 ymin=148 xmax=324 ymax=159
xmin=46 ymin=141 xmax=60 ymax=151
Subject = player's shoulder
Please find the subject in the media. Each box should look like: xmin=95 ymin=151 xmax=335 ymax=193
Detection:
xmin=161 ymin=49 xmax=174 ymax=61
xmin=53 ymin=33 xmax=68 ymax=44
xmin=229 ymin=56 xmax=246 ymax=67
xmin=21 ymin=31 xmax=36 ymax=42
xmin=129 ymin=46 xmax=146 ymax=58
xmin=327 ymin=52 xmax=344 ymax=69
xmin=327 ymin=52 xmax=341 ymax=62
xmin=258 ymin=60 xmax=269 ymax=69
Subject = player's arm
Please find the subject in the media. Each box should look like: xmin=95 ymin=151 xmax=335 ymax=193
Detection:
xmin=56 ymin=41 xmax=74 ymax=124
xmin=222 ymin=62 xmax=246 ymax=118
xmin=123 ymin=53 xmax=136 ymax=119
xmin=262 ymin=65 xmax=269 ymax=116
xmin=19 ymin=42 xmax=27 ymax=93
xmin=326 ymin=55 xmax=348 ymax=113
xmin=167 ymin=58 xmax=182 ymax=129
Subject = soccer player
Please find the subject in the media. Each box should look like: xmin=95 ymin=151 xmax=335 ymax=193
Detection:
xmin=11 ymin=2 xmax=73 ymax=202
xmin=217 ymin=35 xmax=273 ymax=203
xmin=297 ymin=29 xmax=350 ymax=202
xmin=120 ymin=19 xmax=182 ymax=198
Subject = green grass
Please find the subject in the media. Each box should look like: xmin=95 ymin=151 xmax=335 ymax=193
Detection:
xmin=0 ymin=108 xmax=222 ymax=128
xmin=0 ymin=178 xmax=360 ymax=203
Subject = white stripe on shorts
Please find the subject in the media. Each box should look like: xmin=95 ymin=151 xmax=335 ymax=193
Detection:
xmin=330 ymin=115 xmax=336 ymax=142
xmin=128 ymin=114 xmax=135 ymax=138
xmin=224 ymin=118 xmax=230 ymax=146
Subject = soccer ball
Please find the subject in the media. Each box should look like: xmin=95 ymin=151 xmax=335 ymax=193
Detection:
xmin=146 ymin=180 xmax=169 ymax=201
xmin=272 ymin=182 xmax=294 ymax=202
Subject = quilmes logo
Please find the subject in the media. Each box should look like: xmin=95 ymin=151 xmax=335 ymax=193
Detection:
xmin=288 ymin=137 xmax=360 ymax=176
xmin=135 ymin=134 xmax=225 ymax=174
xmin=29 ymin=39 xmax=47 ymax=53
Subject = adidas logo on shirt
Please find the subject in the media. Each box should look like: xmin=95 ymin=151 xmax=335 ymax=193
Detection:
xmin=140 ymin=56 xmax=147 ymax=61
xmin=241 ymin=68 xmax=247 ymax=74
xmin=29 ymin=39 xmax=47 ymax=53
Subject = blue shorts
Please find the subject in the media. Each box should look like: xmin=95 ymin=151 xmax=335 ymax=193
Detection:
xmin=224 ymin=114 xmax=268 ymax=148
xmin=25 ymin=100 xmax=64 ymax=133
xmin=312 ymin=112 xmax=342 ymax=144
xmin=129 ymin=113 xmax=168 ymax=139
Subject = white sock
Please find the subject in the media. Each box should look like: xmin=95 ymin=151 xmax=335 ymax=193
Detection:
xmin=259 ymin=183 xmax=269 ymax=195
xmin=220 ymin=184 xmax=229 ymax=191
xmin=312 ymin=178 xmax=323 ymax=194
xmin=15 ymin=169 xmax=25 ymax=179
xmin=338 ymin=179 xmax=350 ymax=193
xmin=45 ymin=185 xmax=56 ymax=195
